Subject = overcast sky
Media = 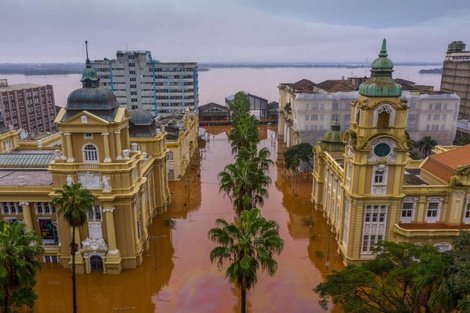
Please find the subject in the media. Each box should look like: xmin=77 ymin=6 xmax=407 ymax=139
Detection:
xmin=1 ymin=0 xmax=470 ymax=63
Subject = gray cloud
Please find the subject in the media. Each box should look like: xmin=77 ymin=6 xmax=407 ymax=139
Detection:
xmin=1 ymin=0 xmax=469 ymax=63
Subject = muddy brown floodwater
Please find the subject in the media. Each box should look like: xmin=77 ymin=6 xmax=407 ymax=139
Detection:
xmin=34 ymin=125 xmax=344 ymax=313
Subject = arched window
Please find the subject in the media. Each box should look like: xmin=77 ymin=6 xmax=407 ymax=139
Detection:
xmin=83 ymin=144 xmax=99 ymax=163
xmin=374 ymin=104 xmax=395 ymax=128
xmin=355 ymin=106 xmax=361 ymax=125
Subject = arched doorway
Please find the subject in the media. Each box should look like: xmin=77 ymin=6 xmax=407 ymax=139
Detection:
xmin=90 ymin=255 xmax=103 ymax=272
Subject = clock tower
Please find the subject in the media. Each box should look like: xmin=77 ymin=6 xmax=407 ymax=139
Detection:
xmin=342 ymin=39 xmax=410 ymax=263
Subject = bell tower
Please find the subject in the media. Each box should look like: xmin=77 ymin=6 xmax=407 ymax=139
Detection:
xmin=342 ymin=39 xmax=410 ymax=263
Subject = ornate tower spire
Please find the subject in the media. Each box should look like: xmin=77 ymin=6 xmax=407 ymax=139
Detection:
xmin=358 ymin=39 xmax=402 ymax=97
xmin=85 ymin=40 xmax=91 ymax=68
xmin=80 ymin=40 xmax=99 ymax=88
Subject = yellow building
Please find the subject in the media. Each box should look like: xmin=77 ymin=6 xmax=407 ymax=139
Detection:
xmin=156 ymin=110 xmax=199 ymax=181
xmin=312 ymin=40 xmax=470 ymax=265
xmin=0 ymin=62 xmax=173 ymax=274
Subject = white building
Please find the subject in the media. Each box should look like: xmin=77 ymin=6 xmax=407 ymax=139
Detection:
xmin=91 ymin=51 xmax=198 ymax=117
xmin=279 ymin=80 xmax=459 ymax=147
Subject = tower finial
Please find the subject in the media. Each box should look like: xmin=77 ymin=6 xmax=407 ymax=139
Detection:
xmin=85 ymin=40 xmax=91 ymax=68
xmin=379 ymin=38 xmax=387 ymax=57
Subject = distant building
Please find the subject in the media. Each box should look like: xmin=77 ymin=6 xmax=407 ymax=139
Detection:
xmin=225 ymin=92 xmax=269 ymax=120
xmin=90 ymin=51 xmax=198 ymax=116
xmin=198 ymin=102 xmax=230 ymax=125
xmin=313 ymin=40 xmax=470 ymax=266
xmin=278 ymin=77 xmax=459 ymax=147
xmin=441 ymin=41 xmax=470 ymax=120
xmin=155 ymin=109 xmax=199 ymax=181
xmin=0 ymin=79 xmax=57 ymax=134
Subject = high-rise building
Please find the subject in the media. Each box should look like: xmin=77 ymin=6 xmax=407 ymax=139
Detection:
xmin=90 ymin=51 xmax=198 ymax=117
xmin=0 ymin=79 xmax=57 ymax=134
xmin=440 ymin=41 xmax=470 ymax=120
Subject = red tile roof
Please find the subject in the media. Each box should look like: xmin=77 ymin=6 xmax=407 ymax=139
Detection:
xmin=421 ymin=144 xmax=470 ymax=182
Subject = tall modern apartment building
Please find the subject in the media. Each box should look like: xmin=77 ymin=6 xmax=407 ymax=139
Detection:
xmin=90 ymin=51 xmax=198 ymax=116
xmin=0 ymin=79 xmax=57 ymax=134
xmin=441 ymin=41 xmax=470 ymax=120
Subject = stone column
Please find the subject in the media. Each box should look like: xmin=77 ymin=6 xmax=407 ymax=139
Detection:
xmin=102 ymin=132 xmax=111 ymax=162
xmin=103 ymin=207 xmax=118 ymax=252
xmin=20 ymin=202 xmax=33 ymax=232
xmin=103 ymin=206 xmax=122 ymax=274
xmin=114 ymin=131 xmax=122 ymax=160
xmin=64 ymin=132 xmax=75 ymax=162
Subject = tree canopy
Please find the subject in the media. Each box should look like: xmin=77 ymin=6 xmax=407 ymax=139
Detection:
xmin=415 ymin=136 xmax=437 ymax=157
xmin=314 ymin=234 xmax=470 ymax=312
xmin=0 ymin=221 xmax=44 ymax=313
xmin=283 ymin=143 xmax=313 ymax=170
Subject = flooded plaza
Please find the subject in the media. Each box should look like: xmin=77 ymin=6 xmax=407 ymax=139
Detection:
xmin=34 ymin=125 xmax=344 ymax=313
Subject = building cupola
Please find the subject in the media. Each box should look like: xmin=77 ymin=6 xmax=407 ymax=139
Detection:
xmin=358 ymin=39 xmax=402 ymax=97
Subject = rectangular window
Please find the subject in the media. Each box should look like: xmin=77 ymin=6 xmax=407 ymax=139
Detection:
xmin=362 ymin=205 xmax=387 ymax=253
xmin=35 ymin=202 xmax=56 ymax=215
xmin=87 ymin=205 xmax=102 ymax=221
xmin=1 ymin=202 xmax=21 ymax=214
xmin=374 ymin=170 xmax=384 ymax=183
xmin=426 ymin=199 xmax=441 ymax=223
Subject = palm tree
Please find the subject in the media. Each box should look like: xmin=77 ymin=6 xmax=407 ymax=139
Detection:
xmin=53 ymin=182 xmax=95 ymax=313
xmin=0 ymin=221 xmax=44 ymax=313
xmin=238 ymin=147 xmax=273 ymax=175
xmin=218 ymin=157 xmax=271 ymax=215
xmin=229 ymin=114 xmax=259 ymax=154
xmin=208 ymin=208 xmax=284 ymax=313
xmin=416 ymin=136 xmax=437 ymax=157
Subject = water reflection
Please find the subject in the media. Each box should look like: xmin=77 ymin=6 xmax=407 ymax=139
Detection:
xmin=34 ymin=126 xmax=343 ymax=312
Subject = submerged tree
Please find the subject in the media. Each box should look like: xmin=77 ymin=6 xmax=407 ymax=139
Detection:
xmin=0 ymin=221 xmax=44 ymax=313
xmin=218 ymin=154 xmax=271 ymax=214
xmin=208 ymin=208 xmax=284 ymax=313
xmin=53 ymin=182 xmax=95 ymax=313
xmin=284 ymin=142 xmax=313 ymax=171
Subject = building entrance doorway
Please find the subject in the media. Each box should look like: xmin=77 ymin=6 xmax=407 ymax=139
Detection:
xmin=90 ymin=255 xmax=103 ymax=272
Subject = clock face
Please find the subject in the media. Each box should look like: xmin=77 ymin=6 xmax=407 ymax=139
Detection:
xmin=374 ymin=143 xmax=391 ymax=157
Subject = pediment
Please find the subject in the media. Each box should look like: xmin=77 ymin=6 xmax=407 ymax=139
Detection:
xmin=60 ymin=111 xmax=110 ymax=126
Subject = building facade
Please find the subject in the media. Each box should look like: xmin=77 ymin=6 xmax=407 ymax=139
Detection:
xmin=312 ymin=40 xmax=470 ymax=265
xmin=441 ymin=41 xmax=470 ymax=120
xmin=155 ymin=109 xmax=199 ymax=181
xmin=90 ymin=51 xmax=198 ymax=116
xmin=0 ymin=79 xmax=57 ymax=134
xmin=278 ymin=80 xmax=459 ymax=148
xmin=0 ymin=63 xmax=171 ymax=274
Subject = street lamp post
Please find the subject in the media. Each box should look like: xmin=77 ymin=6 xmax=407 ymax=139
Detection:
xmin=316 ymin=234 xmax=335 ymax=269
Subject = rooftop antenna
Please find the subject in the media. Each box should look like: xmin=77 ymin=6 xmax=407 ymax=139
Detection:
xmin=364 ymin=58 xmax=368 ymax=76
xmin=85 ymin=40 xmax=91 ymax=68
xmin=126 ymin=43 xmax=128 ymax=51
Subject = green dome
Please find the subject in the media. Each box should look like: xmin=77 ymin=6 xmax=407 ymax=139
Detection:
xmin=319 ymin=119 xmax=344 ymax=152
xmin=81 ymin=67 xmax=99 ymax=83
xmin=359 ymin=39 xmax=402 ymax=97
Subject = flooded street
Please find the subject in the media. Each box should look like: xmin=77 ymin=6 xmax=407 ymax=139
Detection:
xmin=34 ymin=125 xmax=344 ymax=313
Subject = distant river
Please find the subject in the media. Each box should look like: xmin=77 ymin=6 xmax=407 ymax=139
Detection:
xmin=1 ymin=65 xmax=442 ymax=107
